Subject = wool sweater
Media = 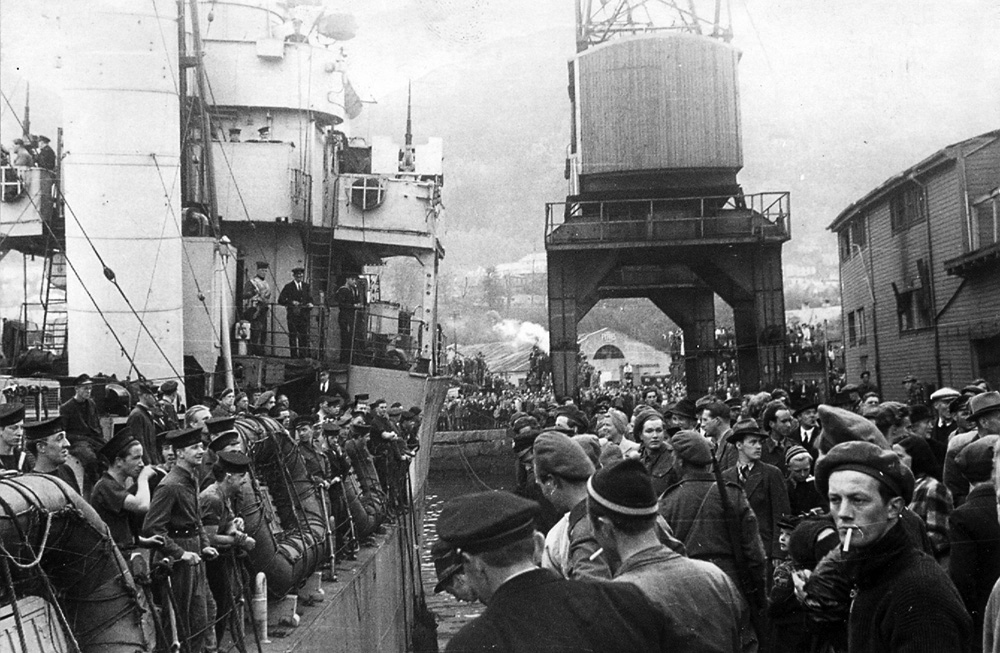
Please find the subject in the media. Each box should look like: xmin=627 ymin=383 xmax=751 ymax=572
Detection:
xmin=845 ymin=520 xmax=972 ymax=653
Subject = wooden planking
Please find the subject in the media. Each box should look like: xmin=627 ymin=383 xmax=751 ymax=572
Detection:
xmin=576 ymin=34 xmax=742 ymax=175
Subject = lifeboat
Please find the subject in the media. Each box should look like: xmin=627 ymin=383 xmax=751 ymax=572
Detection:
xmin=0 ymin=473 xmax=155 ymax=653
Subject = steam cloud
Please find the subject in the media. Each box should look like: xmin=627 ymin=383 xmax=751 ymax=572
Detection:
xmin=492 ymin=319 xmax=549 ymax=353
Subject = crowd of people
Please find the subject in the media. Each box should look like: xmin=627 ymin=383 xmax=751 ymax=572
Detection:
xmin=429 ymin=376 xmax=1000 ymax=653
xmin=0 ymin=370 xmax=422 ymax=653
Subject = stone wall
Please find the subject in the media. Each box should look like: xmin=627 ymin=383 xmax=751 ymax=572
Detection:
xmin=430 ymin=429 xmax=514 ymax=476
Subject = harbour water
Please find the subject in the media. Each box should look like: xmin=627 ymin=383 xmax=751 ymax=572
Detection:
xmin=420 ymin=470 xmax=512 ymax=649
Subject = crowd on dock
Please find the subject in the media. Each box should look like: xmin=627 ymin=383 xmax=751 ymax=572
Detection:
xmin=0 ymin=370 xmax=421 ymax=653
xmin=430 ymin=375 xmax=1000 ymax=653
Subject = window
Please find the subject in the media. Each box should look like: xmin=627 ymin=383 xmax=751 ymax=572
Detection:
xmin=889 ymin=183 xmax=925 ymax=233
xmin=856 ymin=307 xmax=867 ymax=345
xmin=593 ymin=345 xmax=625 ymax=359
xmin=895 ymin=288 xmax=931 ymax=332
xmin=860 ymin=355 xmax=869 ymax=373
xmin=847 ymin=311 xmax=857 ymax=346
xmin=973 ymin=195 xmax=999 ymax=251
xmin=838 ymin=216 xmax=868 ymax=262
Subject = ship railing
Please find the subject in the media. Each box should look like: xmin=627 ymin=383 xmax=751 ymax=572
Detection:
xmin=242 ymin=303 xmax=427 ymax=371
xmin=544 ymin=191 xmax=790 ymax=245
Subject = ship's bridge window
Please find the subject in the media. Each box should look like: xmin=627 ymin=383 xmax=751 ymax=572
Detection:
xmin=350 ymin=177 xmax=385 ymax=211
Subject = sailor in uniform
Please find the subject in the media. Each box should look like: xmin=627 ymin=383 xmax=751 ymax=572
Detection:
xmin=142 ymin=426 xmax=219 ymax=653
xmin=91 ymin=429 xmax=161 ymax=552
xmin=244 ymin=261 xmax=272 ymax=355
xmin=0 ymin=403 xmax=33 ymax=473
xmin=24 ymin=416 xmax=80 ymax=494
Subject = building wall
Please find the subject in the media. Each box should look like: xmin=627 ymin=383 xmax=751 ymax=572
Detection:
xmin=837 ymin=136 xmax=1000 ymax=399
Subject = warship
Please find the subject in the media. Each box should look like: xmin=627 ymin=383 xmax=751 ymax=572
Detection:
xmin=0 ymin=1 xmax=447 ymax=651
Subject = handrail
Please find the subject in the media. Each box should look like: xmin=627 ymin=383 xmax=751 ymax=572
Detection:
xmin=545 ymin=191 xmax=791 ymax=243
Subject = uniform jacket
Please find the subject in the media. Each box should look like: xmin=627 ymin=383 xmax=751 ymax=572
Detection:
xmin=142 ymin=464 xmax=210 ymax=559
xmin=658 ymin=472 xmax=767 ymax=595
xmin=845 ymin=520 xmax=972 ymax=653
xmin=277 ymin=281 xmax=314 ymax=316
xmin=641 ymin=445 xmax=678 ymax=498
xmin=723 ymin=461 xmax=791 ymax=558
xmin=614 ymin=544 xmax=747 ymax=653
xmin=949 ymin=482 xmax=1000 ymax=644
xmin=445 ymin=568 xmax=675 ymax=653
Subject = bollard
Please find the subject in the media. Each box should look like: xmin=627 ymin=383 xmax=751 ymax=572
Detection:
xmin=275 ymin=594 xmax=300 ymax=628
xmin=252 ymin=572 xmax=270 ymax=643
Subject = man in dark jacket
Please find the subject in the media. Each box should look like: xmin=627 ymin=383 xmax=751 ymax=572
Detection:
xmin=439 ymin=490 xmax=678 ymax=653
xmin=949 ymin=435 xmax=1000 ymax=651
xmin=277 ymin=267 xmax=314 ymax=358
xmin=722 ymin=418 xmax=791 ymax=565
xmin=127 ymin=381 xmax=162 ymax=465
xmin=816 ymin=441 xmax=972 ymax=653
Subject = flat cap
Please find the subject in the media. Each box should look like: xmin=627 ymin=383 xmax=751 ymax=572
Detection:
xmin=100 ymin=429 xmax=138 ymax=461
xmin=532 ymin=431 xmax=595 ymax=481
xmin=512 ymin=428 xmax=540 ymax=455
xmin=571 ymin=434 xmax=602 ymax=469
xmin=217 ymin=450 xmax=252 ymax=474
xmin=167 ymin=426 xmax=204 ymax=449
xmin=23 ymin=416 xmax=64 ymax=442
xmin=671 ymin=430 xmax=713 ymax=466
xmin=815 ymin=441 xmax=914 ymax=503
xmin=930 ymin=387 xmax=960 ymax=402
xmin=0 ymin=403 xmax=25 ymax=427
xmin=292 ymin=415 xmax=316 ymax=430
xmin=430 ymin=539 xmax=463 ymax=593
xmin=555 ymin=405 xmax=589 ymax=433
xmin=159 ymin=380 xmax=179 ymax=395
xmin=956 ymin=434 xmax=999 ymax=485
xmin=817 ymin=404 xmax=889 ymax=453
xmin=587 ymin=458 xmax=658 ymax=517
xmin=727 ymin=417 xmax=767 ymax=444
xmin=437 ymin=491 xmax=539 ymax=555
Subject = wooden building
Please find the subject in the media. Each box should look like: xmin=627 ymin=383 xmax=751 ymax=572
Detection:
xmin=829 ymin=130 xmax=1000 ymax=400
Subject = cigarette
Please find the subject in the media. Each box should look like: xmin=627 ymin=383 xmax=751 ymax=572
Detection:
xmin=843 ymin=527 xmax=852 ymax=552
xmin=588 ymin=547 xmax=604 ymax=562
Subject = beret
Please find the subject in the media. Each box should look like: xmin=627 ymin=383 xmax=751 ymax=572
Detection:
xmin=100 ymin=429 xmax=138 ymax=460
xmin=814 ymin=441 xmax=914 ymax=503
xmin=571 ymin=434 xmax=602 ymax=469
xmin=159 ymin=380 xmax=179 ymax=394
xmin=817 ymin=405 xmax=889 ymax=453
xmin=217 ymin=450 xmax=251 ymax=474
xmin=437 ymin=491 xmax=539 ymax=555
xmin=587 ymin=458 xmax=658 ymax=517
xmin=671 ymin=430 xmax=713 ymax=466
xmin=555 ymin=406 xmax=589 ymax=433
xmin=930 ymin=387 xmax=960 ymax=402
xmin=430 ymin=539 xmax=463 ymax=593
xmin=532 ymin=431 xmax=595 ymax=481
xmin=24 ymin=416 xmax=64 ymax=442
xmin=0 ymin=403 xmax=25 ymax=427
xmin=167 ymin=426 xmax=205 ymax=449
xmin=955 ymin=434 xmax=999 ymax=485
xmin=785 ymin=445 xmax=811 ymax=466
xmin=217 ymin=387 xmax=234 ymax=400
xmin=254 ymin=391 xmax=275 ymax=408
xmin=727 ymin=417 xmax=767 ymax=444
